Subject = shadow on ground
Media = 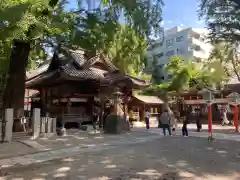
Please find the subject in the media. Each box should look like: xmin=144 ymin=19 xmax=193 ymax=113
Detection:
xmin=1 ymin=135 xmax=240 ymax=180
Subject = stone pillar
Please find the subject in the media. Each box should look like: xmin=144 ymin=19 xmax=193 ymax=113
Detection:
xmin=32 ymin=108 xmax=40 ymax=139
xmin=4 ymin=109 xmax=13 ymax=142
xmin=46 ymin=117 xmax=52 ymax=133
xmin=40 ymin=117 xmax=46 ymax=133
xmin=52 ymin=118 xmax=56 ymax=133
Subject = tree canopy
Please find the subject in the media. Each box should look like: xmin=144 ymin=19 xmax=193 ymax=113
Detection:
xmin=142 ymin=56 xmax=225 ymax=100
xmin=198 ymin=0 xmax=240 ymax=43
xmin=0 ymin=0 xmax=165 ymax=114
xmin=208 ymin=42 xmax=240 ymax=82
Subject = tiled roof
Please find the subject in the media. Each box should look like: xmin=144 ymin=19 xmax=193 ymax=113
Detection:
xmin=69 ymin=50 xmax=86 ymax=68
xmin=60 ymin=65 xmax=107 ymax=80
xmin=133 ymin=94 xmax=164 ymax=104
xmin=25 ymin=48 xmax=148 ymax=88
xmin=104 ymin=72 xmax=150 ymax=88
xmin=26 ymin=71 xmax=57 ymax=88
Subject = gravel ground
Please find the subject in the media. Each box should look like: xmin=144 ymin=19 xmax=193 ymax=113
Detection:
xmin=2 ymin=136 xmax=240 ymax=180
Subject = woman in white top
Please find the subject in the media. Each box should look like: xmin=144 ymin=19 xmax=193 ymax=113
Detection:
xmin=145 ymin=109 xmax=150 ymax=129
xmin=221 ymin=109 xmax=229 ymax=126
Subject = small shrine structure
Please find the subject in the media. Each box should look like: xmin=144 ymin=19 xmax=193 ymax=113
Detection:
xmin=26 ymin=47 xmax=149 ymax=129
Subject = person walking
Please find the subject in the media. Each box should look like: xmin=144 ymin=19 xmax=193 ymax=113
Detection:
xmin=145 ymin=109 xmax=150 ymax=129
xmin=182 ymin=117 xmax=189 ymax=136
xmin=160 ymin=110 xmax=171 ymax=136
xmin=92 ymin=104 xmax=100 ymax=132
xmin=221 ymin=109 xmax=229 ymax=126
xmin=170 ymin=115 xmax=178 ymax=136
xmin=195 ymin=108 xmax=202 ymax=132
xmin=129 ymin=108 xmax=134 ymax=128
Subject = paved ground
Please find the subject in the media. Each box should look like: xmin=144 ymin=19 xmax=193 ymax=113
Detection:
xmin=133 ymin=127 xmax=240 ymax=142
xmin=0 ymin=141 xmax=37 ymax=159
xmin=1 ymin=135 xmax=240 ymax=180
xmin=0 ymin=127 xmax=154 ymax=160
xmin=134 ymin=121 xmax=237 ymax=134
xmin=35 ymin=129 xmax=155 ymax=151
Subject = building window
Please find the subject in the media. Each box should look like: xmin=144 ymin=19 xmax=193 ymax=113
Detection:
xmin=166 ymin=50 xmax=174 ymax=56
xmin=161 ymin=76 xmax=164 ymax=80
xmin=188 ymin=46 xmax=194 ymax=51
xmin=149 ymin=42 xmax=163 ymax=50
xmin=168 ymin=74 xmax=172 ymax=79
xmin=195 ymin=45 xmax=201 ymax=51
xmin=166 ymin=38 xmax=174 ymax=47
xmin=176 ymin=36 xmax=183 ymax=42
xmin=176 ymin=48 xmax=183 ymax=54
xmin=158 ymin=64 xmax=164 ymax=68
xmin=156 ymin=52 xmax=164 ymax=58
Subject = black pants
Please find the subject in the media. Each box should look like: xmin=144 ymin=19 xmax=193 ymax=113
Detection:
xmin=92 ymin=115 xmax=98 ymax=130
xmin=162 ymin=124 xmax=171 ymax=136
xmin=145 ymin=118 xmax=150 ymax=129
xmin=196 ymin=123 xmax=202 ymax=132
xmin=182 ymin=125 xmax=188 ymax=136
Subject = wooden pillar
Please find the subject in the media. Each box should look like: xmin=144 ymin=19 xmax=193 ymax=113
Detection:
xmin=45 ymin=88 xmax=51 ymax=116
xmin=208 ymin=103 xmax=213 ymax=135
xmin=143 ymin=103 xmax=146 ymax=121
xmin=40 ymin=88 xmax=46 ymax=116
xmin=233 ymin=104 xmax=239 ymax=132
xmin=99 ymin=94 xmax=105 ymax=128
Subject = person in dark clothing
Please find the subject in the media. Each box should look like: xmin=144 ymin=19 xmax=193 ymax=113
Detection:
xmin=182 ymin=117 xmax=189 ymax=136
xmin=92 ymin=104 xmax=100 ymax=132
xmin=195 ymin=108 xmax=202 ymax=132
xmin=103 ymin=102 xmax=110 ymax=128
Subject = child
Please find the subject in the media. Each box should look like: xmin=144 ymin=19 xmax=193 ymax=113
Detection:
xmin=182 ymin=117 xmax=189 ymax=136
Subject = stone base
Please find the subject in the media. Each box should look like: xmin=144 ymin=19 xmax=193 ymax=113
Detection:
xmin=57 ymin=128 xmax=67 ymax=136
xmin=104 ymin=115 xmax=130 ymax=134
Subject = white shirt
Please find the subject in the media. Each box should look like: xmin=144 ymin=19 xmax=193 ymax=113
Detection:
xmin=145 ymin=111 xmax=150 ymax=118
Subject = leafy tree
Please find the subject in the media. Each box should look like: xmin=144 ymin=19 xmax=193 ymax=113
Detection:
xmin=106 ymin=25 xmax=147 ymax=74
xmin=208 ymin=42 xmax=240 ymax=82
xmin=199 ymin=0 xmax=240 ymax=43
xmin=141 ymin=56 xmax=225 ymax=111
xmin=75 ymin=22 xmax=147 ymax=74
xmin=0 ymin=0 xmax=164 ymax=117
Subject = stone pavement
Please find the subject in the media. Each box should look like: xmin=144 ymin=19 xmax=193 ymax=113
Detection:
xmin=0 ymin=141 xmax=37 ymax=159
xmin=2 ymin=136 xmax=240 ymax=180
xmin=0 ymin=131 xmax=161 ymax=169
xmin=133 ymin=127 xmax=240 ymax=142
xmin=0 ymin=126 xmax=155 ymax=160
xmin=134 ymin=121 xmax=236 ymax=134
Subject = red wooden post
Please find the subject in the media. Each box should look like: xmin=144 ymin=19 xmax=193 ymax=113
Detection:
xmin=208 ymin=104 xmax=213 ymax=136
xmin=234 ymin=104 xmax=239 ymax=132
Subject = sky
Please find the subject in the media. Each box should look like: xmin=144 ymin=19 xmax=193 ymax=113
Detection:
xmin=66 ymin=0 xmax=205 ymax=29
xmin=162 ymin=0 xmax=205 ymax=29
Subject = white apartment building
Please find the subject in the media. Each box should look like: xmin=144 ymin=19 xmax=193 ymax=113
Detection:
xmin=147 ymin=27 xmax=212 ymax=80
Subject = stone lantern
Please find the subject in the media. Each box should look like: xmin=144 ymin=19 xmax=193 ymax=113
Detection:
xmin=201 ymin=88 xmax=214 ymax=104
xmin=112 ymin=90 xmax=123 ymax=116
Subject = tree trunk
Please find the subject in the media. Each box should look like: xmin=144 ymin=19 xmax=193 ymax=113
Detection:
xmin=3 ymin=40 xmax=31 ymax=118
